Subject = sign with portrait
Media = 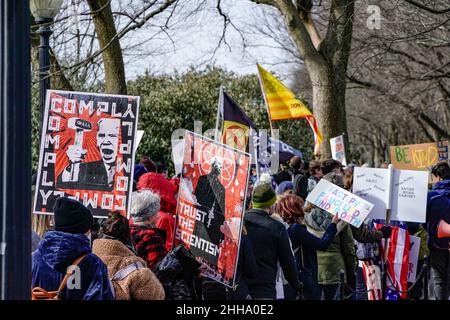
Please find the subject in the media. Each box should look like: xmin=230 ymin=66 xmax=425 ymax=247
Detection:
xmin=33 ymin=90 xmax=140 ymax=218
xmin=175 ymin=131 xmax=251 ymax=287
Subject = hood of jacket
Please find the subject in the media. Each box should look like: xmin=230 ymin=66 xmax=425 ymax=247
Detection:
xmin=130 ymin=224 xmax=167 ymax=247
xmin=304 ymin=209 xmax=346 ymax=237
xmin=432 ymin=179 xmax=450 ymax=196
xmin=137 ymin=172 xmax=177 ymax=214
xmin=37 ymin=231 xmax=91 ymax=273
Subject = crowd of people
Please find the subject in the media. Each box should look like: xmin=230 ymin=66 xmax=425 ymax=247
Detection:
xmin=30 ymin=155 xmax=450 ymax=301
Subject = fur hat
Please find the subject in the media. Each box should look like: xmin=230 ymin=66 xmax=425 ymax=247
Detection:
xmin=130 ymin=190 xmax=161 ymax=223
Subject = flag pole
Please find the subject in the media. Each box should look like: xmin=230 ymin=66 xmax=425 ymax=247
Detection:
xmin=215 ymin=86 xmax=224 ymax=142
xmin=256 ymin=64 xmax=275 ymax=138
xmin=382 ymin=164 xmax=394 ymax=300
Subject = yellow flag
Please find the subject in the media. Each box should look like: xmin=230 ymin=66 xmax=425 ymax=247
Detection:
xmin=257 ymin=64 xmax=323 ymax=154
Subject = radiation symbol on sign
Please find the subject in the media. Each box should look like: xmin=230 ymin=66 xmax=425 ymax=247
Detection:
xmin=198 ymin=141 xmax=236 ymax=189
xmin=223 ymin=125 xmax=248 ymax=151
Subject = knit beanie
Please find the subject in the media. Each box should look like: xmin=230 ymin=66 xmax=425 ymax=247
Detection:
xmin=130 ymin=190 xmax=161 ymax=223
xmin=252 ymin=174 xmax=277 ymax=209
xmin=53 ymin=197 xmax=94 ymax=234
xmin=276 ymin=181 xmax=294 ymax=195
xmin=133 ymin=164 xmax=148 ymax=182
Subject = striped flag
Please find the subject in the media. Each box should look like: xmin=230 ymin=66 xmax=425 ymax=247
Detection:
xmin=375 ymin=223 xmax=410 ymax=300
xmin=256 ymin=64 xmax=323 ymax=155
xmin=361 ymin=260 xmax=382 ymax=300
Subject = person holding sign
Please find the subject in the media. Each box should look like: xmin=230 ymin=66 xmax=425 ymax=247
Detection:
xmin=276 ymin=194 xmax=340 ymax=300
xmin=304 ymin=172 xmax=357 ymax=300
xmin=244 ymin=175 xmax=301 ymax=300
xmin=427 ymin=161 xmax=450 ymax=300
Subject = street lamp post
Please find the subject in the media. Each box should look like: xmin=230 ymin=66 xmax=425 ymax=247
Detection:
xmin=0 ymin=0 xmax=31 ymax=299
xmin=30 ymin=0 xmax=63 ymax=125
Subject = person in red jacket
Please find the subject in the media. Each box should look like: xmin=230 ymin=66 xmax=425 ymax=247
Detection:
xmin=138 ymin=172 xmax=178 ymax=251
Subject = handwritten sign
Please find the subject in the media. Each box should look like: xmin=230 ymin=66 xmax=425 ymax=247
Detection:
xmin=306 ymin=178 xmax=374 ymax=228
xmin=390 ymin=141 xmax=448 ymax=171
xmin=353 ymin=167 xmax=429 ymax=223
xmin=408 ymin=235 xmax=421 ymax=283
xmin=352 ymin=167 xmax=389 ymax=220
xmin=330 ymin=135 xmax=347 ymax=166
xmin=391 ymin=169 xmax=428 ymax=223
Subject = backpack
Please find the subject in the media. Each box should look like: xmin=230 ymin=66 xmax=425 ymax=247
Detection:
xmin=31 ymin=254 xmax=87 ymax=300
xmin=109 ymin=261 xmax=146 ymax=299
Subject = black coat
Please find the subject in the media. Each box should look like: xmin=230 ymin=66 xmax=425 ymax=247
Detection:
xmin=244 ymin=209 xmax=300 ymax=299
xmin=57 ymin=160 xmax=113 ymax=191
xmin=288 ymin=223 xmax=337 ymax=300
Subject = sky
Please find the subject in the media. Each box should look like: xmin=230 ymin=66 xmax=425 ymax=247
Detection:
xmin=120 ymin=0 xmax=298 ymax=81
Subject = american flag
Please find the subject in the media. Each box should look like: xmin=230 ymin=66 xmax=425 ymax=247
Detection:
xmin=361 ymin=260 xmax=382 ymax=300
xmin=375 ymin=223 xmax=411 ymax=300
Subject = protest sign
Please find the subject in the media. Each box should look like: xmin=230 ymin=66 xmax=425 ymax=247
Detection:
xmin=352 ymin=167 xmax=389 ymax=220
xmin=408 ymin=235 xmax=421 ymax=283
xmin=390 ymin=141 xmax=448 ymax=171
xmin=391 ymin=169 xmax=428 ymax=223
xmin=306 ymin=178 xmax=374 ymax=228
xmin=171 ymin=138 xmax=184 ymax=176
xmin=175 ymin=131 xmax=250 ymax=287
xmin=134 ymin=130 xmax=144 ymax=154
xmin=353 ymin=167 xmax=428 ymax=223
xmin=33 ymin=90 xmax=140 ymax=218
xmin=330 ymin=135 xmax=347 ymax=166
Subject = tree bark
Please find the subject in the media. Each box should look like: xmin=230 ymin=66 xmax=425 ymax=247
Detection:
xmin=87 ymin=0 xmax=127 ymax=94
xmin=255 ymin=0 xmax=354 ymax=158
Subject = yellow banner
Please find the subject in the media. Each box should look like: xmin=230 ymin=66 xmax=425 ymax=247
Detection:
xmin=257 ymin=64 xmax=323 ymax=154
xmin=257 ymin=64 xmax=313 ymax=120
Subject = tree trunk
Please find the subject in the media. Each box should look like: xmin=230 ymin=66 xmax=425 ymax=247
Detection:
xmin=87 ymin=0 xmax=126 ymax=94
xmin=308 ymin=63 xmax=348 ymax=158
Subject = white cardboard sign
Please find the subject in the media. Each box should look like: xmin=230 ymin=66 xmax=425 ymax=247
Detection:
xmin=306 ymin=178 xmax=374 ymax=228
xmin=133 ymin=130 xmax=145 ymax=154
xmin=353 ymin=167 xmax=428 ymax=223
xmin=408 ymin=235 xmax=421 ymax=282
xmin=330 ymin=135 xmax=347 ymax=166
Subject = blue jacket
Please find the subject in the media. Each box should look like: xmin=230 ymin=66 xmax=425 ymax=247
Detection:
xmin=32 ymin=231 xmax=114 ymax=300
xmin=426 ymin=179 xmax=450 ymax=251
xmin=288 ymin=223 xmax=337 ymax=300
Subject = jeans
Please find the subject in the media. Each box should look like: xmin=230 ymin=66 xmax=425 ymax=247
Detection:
xmin=320 ymin=284 xmax=340 ymax=300
xmin=355 ymin=267 xmax=368 ymax=300
xmin=430 ymin=250 xmax=450 ymax=300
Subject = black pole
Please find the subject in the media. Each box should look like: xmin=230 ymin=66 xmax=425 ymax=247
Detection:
xmin=36 ymin=17 xmax=52 ymax=129
xmin=0 ymin=0 xmax=32 ymax=299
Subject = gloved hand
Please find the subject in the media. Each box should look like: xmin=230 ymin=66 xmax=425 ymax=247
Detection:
xmin=380 ymin=226 xmax=392 ymax=239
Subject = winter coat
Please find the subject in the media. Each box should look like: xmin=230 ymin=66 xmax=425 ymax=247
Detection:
xmin=305 ymin=211 xmax=357 ymax=285
xmin=137 ymin=172 xmax=178 ymax=250
xmin=244 ymin=209 xmax=300 ymax=299
xmin=32 ymin=231 xmax=113 ymax=300
xmin=288 ymin=222 xmax=337 ymax=299
xmin=426 ymin=179 xmax=450 ymax=251
xmin=351 ymin=224 xmax=382 ymax=243
xmin=202 ymin=234 xmax=259 ymax=300
xmin=92 ymin=238 xmax=165 ymax=300
xmin=307 ymin=176 xmax=320 ymax=194
xmin=130 ymin=224 xmax=168 ymax=269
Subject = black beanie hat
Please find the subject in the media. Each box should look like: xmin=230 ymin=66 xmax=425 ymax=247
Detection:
xmin=54 ymin=197 xmax=94 ymax=234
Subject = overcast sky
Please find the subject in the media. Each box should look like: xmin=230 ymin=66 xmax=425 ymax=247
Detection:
xmin=121 ymin=0 xmax=298 ymax=81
